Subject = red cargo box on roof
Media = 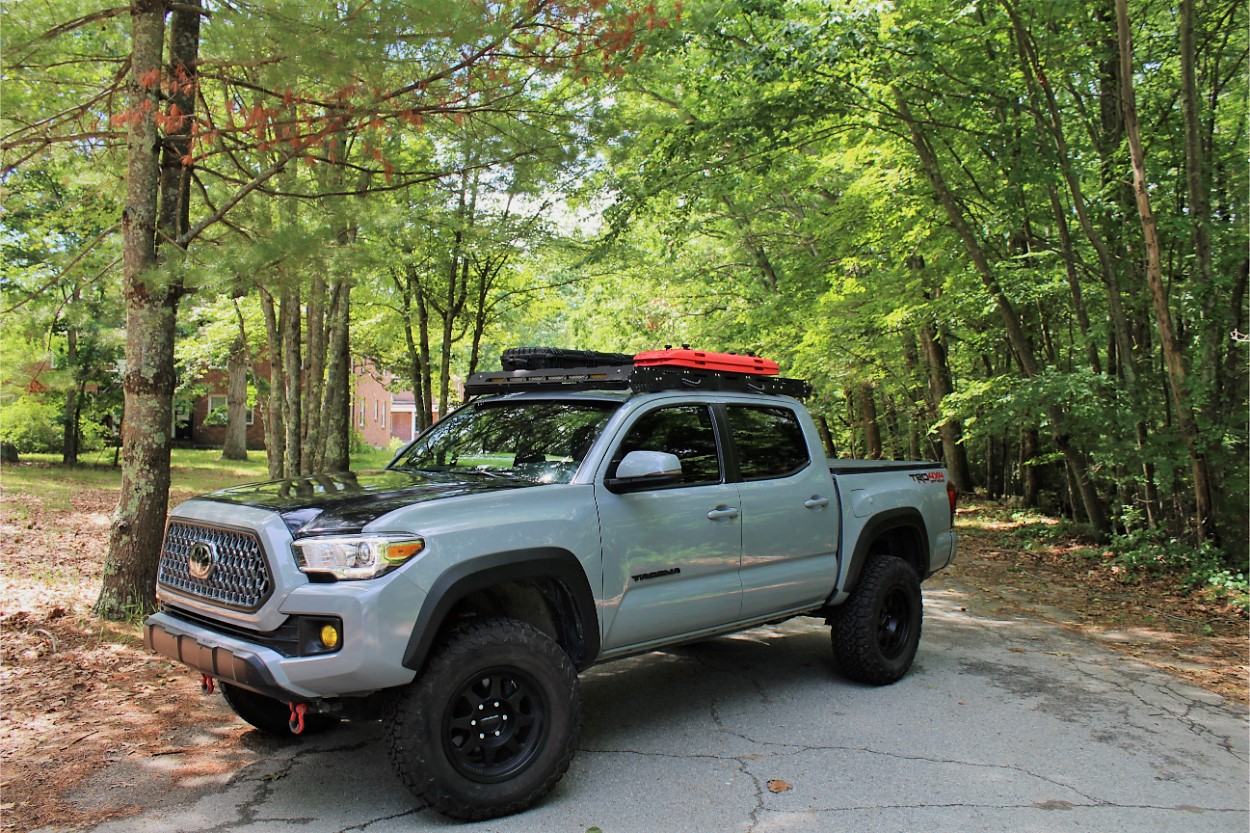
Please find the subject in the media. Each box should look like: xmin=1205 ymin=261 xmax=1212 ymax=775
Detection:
xmin=634 ymin=348 xmax=779 ymax=376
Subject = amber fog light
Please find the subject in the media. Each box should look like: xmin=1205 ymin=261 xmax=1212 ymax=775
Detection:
xmin=319 ymin=624 xmax=340 ymax=650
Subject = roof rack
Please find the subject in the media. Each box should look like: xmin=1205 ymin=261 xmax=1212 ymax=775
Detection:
xmin=465 ymin=364 xmax=811 ymax=399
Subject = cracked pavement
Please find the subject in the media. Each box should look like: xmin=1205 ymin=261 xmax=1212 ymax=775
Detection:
xmin=52 ymin=584 xmax=1248 ymax=833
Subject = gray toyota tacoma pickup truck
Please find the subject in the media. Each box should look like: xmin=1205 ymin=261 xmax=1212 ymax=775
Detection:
xmin=145 ymin=352 xmax=957 ymax=820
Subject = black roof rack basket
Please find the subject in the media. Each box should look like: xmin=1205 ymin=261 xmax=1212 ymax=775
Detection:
xmin=465 ymin=364 xmax=811 ymax=399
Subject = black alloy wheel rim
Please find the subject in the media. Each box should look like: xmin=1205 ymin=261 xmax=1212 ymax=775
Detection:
xmin=877 ymin=586 xmax=913 ymax=660
xmin=443 ymin=667 xmax=546 ymax=782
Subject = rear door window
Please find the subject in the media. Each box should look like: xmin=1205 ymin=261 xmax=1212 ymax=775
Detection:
xmin=726 ymin=406 xmax=809 ymax=480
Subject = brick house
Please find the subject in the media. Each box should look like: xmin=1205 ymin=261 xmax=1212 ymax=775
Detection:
xmin=182 ymin=361 xmax=455 ymax=450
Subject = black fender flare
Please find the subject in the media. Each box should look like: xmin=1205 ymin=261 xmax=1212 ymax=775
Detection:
xmin=401 ymin=548 xmax=600 ymax=673
xmin=837 ymin=508 xmax=930 ymax=596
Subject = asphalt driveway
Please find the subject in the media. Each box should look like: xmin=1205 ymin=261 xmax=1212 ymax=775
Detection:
xmin=55 ymin=583 xmax=1249 ymax=833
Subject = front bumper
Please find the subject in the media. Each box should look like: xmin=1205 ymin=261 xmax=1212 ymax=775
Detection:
xmin=145 ymin=615 xmax=295 ymax=700
xmin=146 ymin=570 xmax=426 ymax=700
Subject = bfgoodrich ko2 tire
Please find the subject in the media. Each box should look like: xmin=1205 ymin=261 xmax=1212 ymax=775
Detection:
xmin=831 ymin=555 xmax=923 ymax=685
xmin=384 ymin=618 xmax=583 ymax=821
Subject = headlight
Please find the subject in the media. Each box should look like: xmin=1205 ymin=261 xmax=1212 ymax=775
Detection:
xmin=291 ymin=535 xmax=425 ymax=580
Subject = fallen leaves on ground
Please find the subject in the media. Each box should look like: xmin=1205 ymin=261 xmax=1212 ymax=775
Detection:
xmin=946 ymin=504 xmax=1248 ymax=705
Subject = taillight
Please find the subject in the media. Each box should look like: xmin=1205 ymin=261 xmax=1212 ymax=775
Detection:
xmin=947 ymin=481 xmax=958 ymax=524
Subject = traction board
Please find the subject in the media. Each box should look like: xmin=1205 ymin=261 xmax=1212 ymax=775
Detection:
xmin=634 ymin=348 xmax=779 ymax=376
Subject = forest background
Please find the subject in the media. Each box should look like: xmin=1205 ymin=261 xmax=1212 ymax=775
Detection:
xmin=1 ymin=0 xmax=1246 ymax=620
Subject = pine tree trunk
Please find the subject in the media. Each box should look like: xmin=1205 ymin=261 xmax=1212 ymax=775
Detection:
xmin=96 ymin=1 xmax=173 ymax=620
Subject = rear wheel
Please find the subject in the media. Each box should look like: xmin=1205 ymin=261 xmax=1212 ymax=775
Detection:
xmin=219 ymin=682 xmax=337 ymax=736
xmin=385 ymin=618 xmax=582 ymax=821
xmin=831 ymin=555 xmax=923 ymax=685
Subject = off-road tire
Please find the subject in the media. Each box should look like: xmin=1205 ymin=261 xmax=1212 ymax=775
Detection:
xmin=219 ymin=682 xmax=338 ymax=736
xmin=385 ymin=618 xmax=582 ymax=821
xmin=831 ymin=555 xmax=923 ymax=685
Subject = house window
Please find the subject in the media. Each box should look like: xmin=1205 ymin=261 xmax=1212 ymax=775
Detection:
xmin=208 ymin=394 xmax=253 ymax=425
xmin=374 ymin=400 xmax=379 ymax=423
xmin=359 ymin=403 xmax=365 ymax=427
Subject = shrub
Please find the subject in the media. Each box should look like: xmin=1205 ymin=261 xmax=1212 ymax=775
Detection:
xmin=0 ymin=396 xmax=63 ymax=453
xmin=1109 ymin=528 xmax=1249 ymax=612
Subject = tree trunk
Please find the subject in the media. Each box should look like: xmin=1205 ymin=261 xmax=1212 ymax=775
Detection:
xmin=96 ymin=1 xmax=178 ymax=620
xmin=857 ymin=382 xmax=883 ymax=460
xmin=1020 ymin=427 xmax=1040 ymax=508
xmin=1179 ymin=0 xmax=1223 ymax=432
xmin=280 ymin=284 xmax=302 ymax=479
xmin=321 ymin=279 xmax=351 ymax=471
xmin=918 ymin=321 xmax=972 ymax=490
xmin=1115 ymin=0 xmax=1219 ymax=545
xmin=221 ymin=337 xmax=249 ymax=461
xmin=62 ymin=319 xmax=80 ymax=465
xmin=260 ymin=288 xmax=286 ymax=479
xmin=302 ymin=274 xmax=327 ymax=474
xmin=418 ymin=284 xmax=433 ymax=428
xmin=816 ymin=414 xmax=837 ymax=458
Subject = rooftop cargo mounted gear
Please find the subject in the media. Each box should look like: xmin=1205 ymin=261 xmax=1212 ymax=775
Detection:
xmin=466 ymin=347 xmax=811 ymax=399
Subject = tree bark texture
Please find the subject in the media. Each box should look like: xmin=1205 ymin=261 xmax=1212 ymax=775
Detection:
xmin=857 ymin=383 xmax=883 ymax=460
xmin=321 ymin=279 xmax=351 ymax=471
xmin=96 ymin=0 xmax=174 ymax=620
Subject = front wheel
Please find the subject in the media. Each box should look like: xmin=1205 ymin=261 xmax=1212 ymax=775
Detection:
xmin=831 ymin=555 xmax=923 ymax=685
xmin=385 ymin=618 xmax=582 ymax=821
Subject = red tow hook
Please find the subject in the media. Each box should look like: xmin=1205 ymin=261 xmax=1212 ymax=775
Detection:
xmin=288 ymin=702 xmax=308 ymax=735
xmin=200 ymin=674 xmax=215 ymax=695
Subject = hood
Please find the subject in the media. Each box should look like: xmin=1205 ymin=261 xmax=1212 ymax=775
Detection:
xmin=199 ymin=468 xmax=538 ymax=536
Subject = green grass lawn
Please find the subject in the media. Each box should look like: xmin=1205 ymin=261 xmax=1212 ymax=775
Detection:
xmin=1 ymin=446 xmax=399 ymax=506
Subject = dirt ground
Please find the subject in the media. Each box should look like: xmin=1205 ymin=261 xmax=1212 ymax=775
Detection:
xmin=0 ymin=486 xmax=1246 ymax=833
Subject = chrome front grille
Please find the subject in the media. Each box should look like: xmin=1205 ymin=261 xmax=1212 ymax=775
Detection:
xmin=158 ymin=520 xmax=273 ymax=611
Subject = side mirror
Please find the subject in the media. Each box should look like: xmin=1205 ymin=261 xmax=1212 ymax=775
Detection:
xmin=606 ymin=450 xmax=683 ymax=493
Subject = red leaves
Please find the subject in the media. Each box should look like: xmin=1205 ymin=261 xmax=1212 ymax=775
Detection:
xmin=137 ymin=68 xmax=161 ymax=89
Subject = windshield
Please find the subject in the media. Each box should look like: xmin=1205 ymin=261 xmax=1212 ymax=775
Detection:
xmin=390 ymin=400 xmax=617 ymax=484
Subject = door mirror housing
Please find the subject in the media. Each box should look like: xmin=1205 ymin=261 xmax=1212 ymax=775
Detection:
xmin=606 ymin=451 xmax=683 ymax=493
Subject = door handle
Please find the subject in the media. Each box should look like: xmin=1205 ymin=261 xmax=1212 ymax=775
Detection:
xmin=804 ymin=496 xmax=830 ymax=509
xmin=706 ymin=506 xmax=740 ymax=521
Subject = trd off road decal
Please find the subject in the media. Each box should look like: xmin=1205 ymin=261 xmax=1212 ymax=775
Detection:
xmin=909 ymin=471 xmax=946 ymax=484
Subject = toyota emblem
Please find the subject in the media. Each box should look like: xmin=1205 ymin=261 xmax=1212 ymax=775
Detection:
xmin=188 ymin=541 xmax=217 ymax=580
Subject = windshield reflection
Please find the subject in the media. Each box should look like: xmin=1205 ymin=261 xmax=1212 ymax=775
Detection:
xmin=390 ymin=401 xmax=616 ymax=484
